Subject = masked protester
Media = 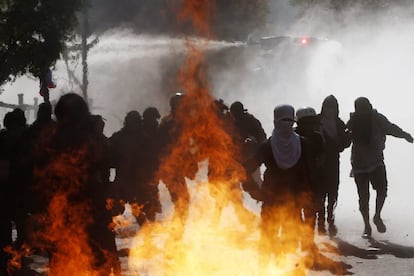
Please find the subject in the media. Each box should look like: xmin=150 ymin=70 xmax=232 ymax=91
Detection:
xmin=318 ymin=95 xmax=351 ymax=236
xmin=245 ymin=105 xmax=314 ymax=266
xmin=346 ymin=97 xmax=413 ymax=238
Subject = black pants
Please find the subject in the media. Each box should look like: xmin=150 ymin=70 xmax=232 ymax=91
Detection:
xmin=354 ymin=165 xmax=387 ymax=217
xmin=320 ymin=154 xmax=340 ymax=225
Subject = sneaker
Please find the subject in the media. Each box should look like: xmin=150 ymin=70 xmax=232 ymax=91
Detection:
xmin=362 ymin=225 xmax=372 ymax=239
xmin=373 ymin=216 xmax=386 ymax=233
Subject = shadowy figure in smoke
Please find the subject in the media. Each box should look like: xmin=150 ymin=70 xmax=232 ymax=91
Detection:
xmin=142 ymin=107 xmax=161 ymax=140
xmin=23 ymin=103 xmax=57 ymax=251
xmin=0 ymin=110 xmax=28 ymax=275
xmin=198 ymin=99 xmax=260 ymax=232
xmin=31 ymin=93 xmax=120 ymax=275
xmin=295 ymin=107 xmax=325 ymax=237
xmin=109 ymin=110 xmax=158 ymax=226
xmin=141 ymin=107 xmax=162 ymax=222
xmin=0 ymin=116 xmax=11 ymax=275
xmin=318 ymin=95 xmax=351 ymax=237
xmin=2 ymin=109 xmax=30 ymax=253
xmin=158 ymin=93 xmax=196 ymax=228
xmin=346 ymin=97 xmax=413 ymax=238
xmin=228 ymin=101 xmax=267 ymax=194
xmin=228 ymin=101 xmax=267 ymax=146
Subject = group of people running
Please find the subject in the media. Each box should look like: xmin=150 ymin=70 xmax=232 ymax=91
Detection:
xmin=0 ymin=91 xmax=412 ymax=275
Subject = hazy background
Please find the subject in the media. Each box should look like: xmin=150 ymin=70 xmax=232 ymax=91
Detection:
xmin=2 ymin=0 xmax=414 ymax=247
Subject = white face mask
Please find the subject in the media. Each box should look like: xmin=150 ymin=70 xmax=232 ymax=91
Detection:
xmin=275 ymin=119 xmax=294 ymax=139
xmin=271 ymin=123 xmax=301 ymax=169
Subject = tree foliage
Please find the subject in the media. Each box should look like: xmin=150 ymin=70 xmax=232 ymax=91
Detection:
xmin=0 ymin=0 xmax=83 ymax=85
xmin=0 ymin=0 xmax=267 ymax=85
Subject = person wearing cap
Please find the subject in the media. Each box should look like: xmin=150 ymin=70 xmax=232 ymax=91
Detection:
xmin=228 ymin=101 xmax=267 ymax=197
xmin=317 ymin=95 xmax=351 ymax=236
xmin=295 ymin=107 xmax=325 ymax=236
xmin=346 ymin=97 xmax=413 ymax=238
xmin=229 ymin=101 xmax=267 ymax=146
xmin=245 ymin=104 xmax=314 ymax=263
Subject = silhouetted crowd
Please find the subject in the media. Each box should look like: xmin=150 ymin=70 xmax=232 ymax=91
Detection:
xmin=0 ymin=92 xmax=412 ymax=275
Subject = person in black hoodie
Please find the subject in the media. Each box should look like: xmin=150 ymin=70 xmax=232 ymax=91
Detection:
xmin=346 ymin=97 xmax=413 ymax=238
xmin=318 ymin=95 xmax=351 ymax=236
xmin=295 ymin=107 xmax=325 ymax=236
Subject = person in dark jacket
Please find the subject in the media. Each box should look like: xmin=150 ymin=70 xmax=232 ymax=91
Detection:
xmin=228 ymin=101 xmax=267 ymax=198
xmin=245 ymin=105 xmax=314 ymax=266
xmin=347 ymin=97 xmax=413 ymax=238
xmin=141 ymin=107 xmax=162 ymax=221
xmin=295 ymin=107 xmax=325 ymax=235
xmin=229 ymin=101 xmax=266 ymax=143
xmin=109 ymin=111 xmax=156 ymax=226
xmin=25 ymin=103 xmax=57 ymax=252
xmin=318 ymin=95 xmax=351 ymax=236
xmin=32 ymin=93 xmax=120 ymax=274
xmin=142 ymin=107 xmax=161 ymax=141
xmin=6 ymin=109 xmax=30 ymax=249
xmin=0 ymin=112 xmax=16 ymax=275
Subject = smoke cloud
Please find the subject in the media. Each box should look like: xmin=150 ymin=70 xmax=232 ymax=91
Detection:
xmin=1 ymin=0 xmax=414 ymax=246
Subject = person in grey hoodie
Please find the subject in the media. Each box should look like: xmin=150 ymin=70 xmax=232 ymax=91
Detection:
xmin=346 ymin=97 xmax=413 ymax=238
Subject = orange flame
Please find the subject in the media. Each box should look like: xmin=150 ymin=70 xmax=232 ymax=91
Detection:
xmin=31 ymin=148 xmax=96 ymax=274
xmin=178 ymin=0 xmax=215 ymax=38
xmin=22 ymin=143 xmax=119 ymax=275
xmin=128 ymin=0 xmax=349 ymax=275
xmin=4 ymin=244 xmax=32 ymax=273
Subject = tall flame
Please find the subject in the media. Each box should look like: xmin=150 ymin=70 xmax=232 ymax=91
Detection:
xmin=24 ymin=143 xmax=119 ymax=275
xmin=31 ymin=148 xmax=97 ymax=274
xmin=128 ymin=0 xmax=349 ymax=275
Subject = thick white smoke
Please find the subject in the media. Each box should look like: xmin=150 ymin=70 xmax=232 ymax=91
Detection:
xmin=1 ymin=0 xmax=413 ymax=247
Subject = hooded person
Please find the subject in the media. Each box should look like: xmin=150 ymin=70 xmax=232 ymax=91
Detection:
xmin=346 ymin=97 xmax=413 ymax=238
xmin=245 ymin=105 xmax=311 ymax=197
xmin=245 ymin=104 xmax=314 ymax=265
xmin=317 ymin=95 xmax=351 ymax=236
xmin=143 ymin=107 xmax=161 ymax=139
xmin=229 ymin=101 xmax=267 ymax=145
xmin=295 ymin=107 xmax=325 ymax=235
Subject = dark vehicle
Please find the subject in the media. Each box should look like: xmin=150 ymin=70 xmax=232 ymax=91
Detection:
xmin=246 ymin=35 xmax=341 ymax=71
